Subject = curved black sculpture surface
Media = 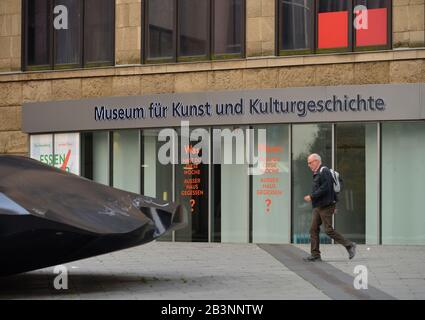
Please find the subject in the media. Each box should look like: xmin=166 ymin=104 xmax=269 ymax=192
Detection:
xmin=0 ymin=156 xmax=187 ymax=276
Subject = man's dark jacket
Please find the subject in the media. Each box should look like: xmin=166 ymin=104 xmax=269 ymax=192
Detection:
xmin=310 ymin=165 xmax=336 ymax=208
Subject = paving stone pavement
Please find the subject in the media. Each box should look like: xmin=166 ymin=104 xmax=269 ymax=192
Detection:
xmin=0 ymin=242 xmax=329 ymax=300
xmin=0 ymin=242 xmax=423 ymax=300
xmin=295 ymin=244 xmax=425 ymax=300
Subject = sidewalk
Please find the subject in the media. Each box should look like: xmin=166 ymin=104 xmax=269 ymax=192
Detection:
xmin=295 ymin=244 xmax=425 ymax=300
xmin=0 ymin=242 xmax=424 ymax=300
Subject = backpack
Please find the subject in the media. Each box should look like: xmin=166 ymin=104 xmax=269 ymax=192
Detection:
xmin=320 ymin=166 xmax=343 ymax=194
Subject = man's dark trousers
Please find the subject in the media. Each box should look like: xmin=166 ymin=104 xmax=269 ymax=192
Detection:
xmin=310 ymin=204 xmax=353 ymax=257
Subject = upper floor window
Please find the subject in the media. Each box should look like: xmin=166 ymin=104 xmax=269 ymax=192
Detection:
xmin=23 ymin=0 xmax=115 ymax=71
xmin=277 ymin=0 xmax=391 ymax=56
xmin=143 ymin=0 xmax=245 ymax=63
xmin=353 ymin=0 xmax=390 ymax=50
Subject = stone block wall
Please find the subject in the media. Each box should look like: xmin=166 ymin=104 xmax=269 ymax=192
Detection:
xmin=0 ymin=0 xmax=425 ymax=157
xmin=246 ymin=0 xmax=275 ymax=57
xmin=0 ymin=0 xmax=21 ymax=72
xmin=393 ymin=0 xmax=425 ymax=48
xmin=1 ymin=0 xmax=424 ymax=70
xmin=116 ymin=0 xmax=142 ymax=65
xmin=1 ymin=52 xmax=425 ymax=156
xmin=0 ymin=81 xmax=26 ymax=155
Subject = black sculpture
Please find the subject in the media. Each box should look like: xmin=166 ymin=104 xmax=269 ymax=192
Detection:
xmin=0 ymin=156 xmax=187 ymax=276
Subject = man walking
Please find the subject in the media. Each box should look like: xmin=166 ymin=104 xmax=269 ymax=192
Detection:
xmin=303 ymin=153 xmax=356 ymax=262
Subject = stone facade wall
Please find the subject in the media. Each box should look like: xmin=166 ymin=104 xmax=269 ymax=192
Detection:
xmin=0 ymin=0 xmax=21 ymax=72
xmin=246 ymin=0 xmax=275 ymax=57
xmin=1 ymin=0 xmax=424 ymax=69
xmin=1 ymin=0 xmax=425 ymax=156
xmin=0 ymin=81 xmax=26 ymax=156
xmin=393 ymin=0 xmax=425 ymax=48
xmin=244 ymin=0 xmax=425 ymax=55
xmin=116 ymin=0 xmax=142 ymax=65
xmin=1 ymin=53 xmax=425 ymax=156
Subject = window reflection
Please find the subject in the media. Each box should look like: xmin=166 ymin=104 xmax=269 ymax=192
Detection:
xmin=252 ymin=125 xmax=290 ymax=244
xmin=55 ymin=0 xmax=81 ymax=66
xmin=382 ymin=122 xmax=425 ymax=244
xmin=280 ymin=0 xmax=313 ymax=52
xmin=214 ymin=0 xmax=243 ymax=55
xmin=178 ymin=0 xmax=209 ymax=58
xmin=292 ymin=124 xmax=332 ymax=244
xmin=147 ymin=0 xmax=175 ymax=60
xmin=84 ymin=0 xmax=115 ymax=66
xmin=142 ymin=129 xmax=173 ymax=241
xmin=335 ymin=123 xmax=378 ymax=244
xmin=113 ymin=130 xmax=140 ymax=194
xmin=26 ymin=0 xmax=50 ymax=67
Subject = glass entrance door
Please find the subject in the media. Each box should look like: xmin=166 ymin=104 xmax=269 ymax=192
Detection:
xmin=211 ymin=126 xmax=249 ymax=243
xmin=142 ymin=129 xmax=174 ymax=241
xmin=175 ymin=127 xmax=209 ymax=242
xmin=292 ymin=123 xmax=332 ymax=244
xmin=252 ymin=124 xmax=290 ymax=243
xmin=292 ymin=123 xmax=375 ymax=245
xmin=334 ymin=123 xmax=379 ymax=244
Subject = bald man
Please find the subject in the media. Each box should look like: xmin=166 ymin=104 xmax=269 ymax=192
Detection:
xmin=303 ymin=153 xmax=356 ymax=262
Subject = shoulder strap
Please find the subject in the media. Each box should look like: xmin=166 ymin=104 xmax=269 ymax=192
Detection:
xmin=319 ymin=166 xmax=328 ymax=173
xmin=320 ymin=166 xmax=336 ymax=183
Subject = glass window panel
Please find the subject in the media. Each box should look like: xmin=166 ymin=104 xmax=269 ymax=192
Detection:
xmin=178 ymin=0 xmax=208 ymax=58
xmin=292 ymin=124 xmax=332 ymax=244
xmin=143 ymin=131 xmax=157 ymax=198
xmin=142 ymin=129 xmax=173 ymax=201
xmin=30 ymin=134 xmax=53 ymax=166
xmin=355 ymin=0 xmax=388 ymax=9
xmin=142 ymin=129 xmax=173 ymax=241
xmin=113 ymin=130 xmax=140 ymax=194
xmin=252 ymin=125 xmax=290 ymax=244
xmin=213 ymin=0 xmax=243 ymax=55
xmin=147 ymin=0 xmax=175 ymax=60
xmin=382 ymin=122 xmax=425 ymax=245
xmin=81 ymin=132 xmax=109 ymax=186
xmin=280 ymin=0 xmax=313 ymax=51
xmin=54 ymin=133 xmax=80 ymax=175
xmin=318 ymin=0 xmax=349 ymax=12
xmin=26 ymin=0 xmax=51 ymax=67
xmin=84 ymin=0 xmax=114 ymax=65
xmin=54 ymin=0 xmax=81 ymax=66
xmin=175 ymin=128 xmax=209 ymax=242
xmin=217 ymin=126 xmax=249 ymax=243
xmin=335 ymin=123 xmax=378 ymax=245
xmin=317 ymin=0 xmax=349 ymax=49
xmin=92 ymin=132 xmax=109 ymax=185
xmin=355 ymin=0 xmax=389 ymax=47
